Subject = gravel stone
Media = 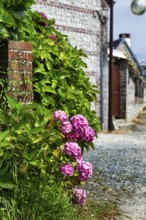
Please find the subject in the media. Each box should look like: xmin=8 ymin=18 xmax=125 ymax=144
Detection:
xmin=83 ymin=131 xmax=146 ymax=220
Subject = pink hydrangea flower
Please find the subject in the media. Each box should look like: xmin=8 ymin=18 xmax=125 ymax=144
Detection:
xmin=81 ymin=126 xmax=95 ymax=142
xmin=70 ymin=114 xmax=88 ymax=135
xmin=64 ymin=142 xmax=82 ymax=161
xmin=38 ymin=13 xmax=48 ymax=27
xmin=76 ymin=160 xmax=93 ymax=181
xmin=41 ymin=13 xmax=48 ymax=19
xmin=50 ymin=33 xmax=57 ymax=39
xmin=72 ymin=189 xmax=86 ymax=206
xmin=54 ymin=110 xmax=68 ymax=122
xmin=61 ymin=121 xmax=72 ymax=134
xmin=61 ymin=163 xmax=74 ymax=176
xmin=66 ymin=131 xmax=79 ymax=141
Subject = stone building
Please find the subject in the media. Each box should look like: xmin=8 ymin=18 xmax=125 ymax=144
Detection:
xmin=113 ymin=33 xmax=146 ymax=122
xmin=32 ymin=0 xmax=110 ymax=130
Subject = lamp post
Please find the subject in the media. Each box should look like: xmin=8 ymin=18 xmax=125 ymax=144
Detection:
xmin=108 ymin=0 xmax=146 ymax=131
xmin=131 ymin=0 xmax=146 ymax=15
xmin=108 ymin=0 xmax=115 ymax=131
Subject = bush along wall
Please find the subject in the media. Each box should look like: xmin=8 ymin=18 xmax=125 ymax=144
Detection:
xmin=0 ymin=0 xmax=101 ymax=219
xmin=0 ymin=0 xmax=100 ymax=132
xmin=0 ymin=97 xmax=96 ymax=219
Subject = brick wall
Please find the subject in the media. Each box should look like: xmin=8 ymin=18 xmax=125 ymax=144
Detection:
xmin=32 ymin=0 xmax=109 ymax=130
xmin=0 ymin=40 xmax=33 ymax=104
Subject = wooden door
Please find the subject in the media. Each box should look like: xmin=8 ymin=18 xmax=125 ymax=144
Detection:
xmin=112 ymin=65 xmax=120 ymax=118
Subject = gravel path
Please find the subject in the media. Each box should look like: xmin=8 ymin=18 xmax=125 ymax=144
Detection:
xmin=83 ymin=131 xmax=146 ymax=220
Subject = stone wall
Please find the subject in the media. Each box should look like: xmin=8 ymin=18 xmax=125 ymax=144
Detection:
xmin=117 ymin=42 xmax=146 ymax=122
xmin=120 ymin=65 xmax=127 ymax=119
xmin=0 ymin=41 xmax=33 ymax=104
xmin=125 ymin=70 xmax=146 ymax=121
xmin=32 ymin=0 xmax=109 ymax=130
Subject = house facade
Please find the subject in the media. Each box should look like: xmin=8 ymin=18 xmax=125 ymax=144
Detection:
xmin=113 ymin=34 xmax=146 ymax=122
xmin=32 ymin=0 xmax=109 ymax=130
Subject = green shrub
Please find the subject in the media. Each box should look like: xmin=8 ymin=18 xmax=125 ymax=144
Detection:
xmin=0 ymin=96 xmax=95 ymax=218
xmin=0 ymin=0 xmax=100 ymax=133
xmin=0 ymin=0 xmax=101 ymax=218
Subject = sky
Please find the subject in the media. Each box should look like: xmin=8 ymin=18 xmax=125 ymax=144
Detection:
xmin=113 ymin=0 xmax=146 ymax=64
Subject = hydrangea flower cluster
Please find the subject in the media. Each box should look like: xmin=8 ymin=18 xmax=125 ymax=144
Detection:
xmin=41 ymin=13 xmax=48 ymax=20
xmin=50 ymin=33 xmax=57 ymax=39
xmin=77 ymin=160 xmax=93 ymax=181
xmin=37 ymin=13 xmax=48 ymax=27
xmin=61 ymin=142 xmax=92 ymax=181
xmin=54 ymin=110 xmax=95 ymax=143
xmin=64 ymin=142 xmax=82 ymax=162
xmin=53 ymin=110 xmax=95 ymax=206
xmin=71 ymin=114 xmax=88 ymax=132
xmin=61 ymin=163 xmax=74 ymax=176
xmin=54 ymin=110 xmax=68 ymax=122
xmin=71 ymin=115 xmax=95 ymax=142
xmin=81 ymin=126 xmax=95 ymax=142
xmin=61 ymin=121 xmax=72 ymax=134
xmin=72 ymin=189 xmax=86 ymax=206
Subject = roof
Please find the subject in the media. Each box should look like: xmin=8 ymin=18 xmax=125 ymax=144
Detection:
xmin=113 ymin=39 xmax=122 ymax=49
xmin=108 ymin=48 xmax=126 ymax=59
xmin=113 ymin=38 xmax=144 ymax=75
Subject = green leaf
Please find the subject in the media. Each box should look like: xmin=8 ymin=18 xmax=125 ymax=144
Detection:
xmin=42 ymin=86 xmax=57 ymax=94
xmin=0 ymin=25 xmax=9 ymax=37
xmin=0 ymin=149 xmax=3 ymax=156
xmin=68 ymin=176 xmax=80 ymax=186
xmin=28 ymin=149 xmax=39 ymax=160
xmin=32 ymin=137 xmax=42 ymax=144
xmin=3 ymin=12 xmax=16 ymax=27
xmin=0 ymin=111 xmax=9 ymax=125
xmin=0 ymin=131 xmax=9 ymax=141
xmin=30 ymin=160 xmax=40 ymax=167
xmin=46 ymin=61 xmax=52 ymax=70
xmin=59 ymin=52 xmax=67 ymax=61
xmin=0 ymin=177 xmax=15 ymax=189
xmin=52 ymin=149 xmax=61 ymax=160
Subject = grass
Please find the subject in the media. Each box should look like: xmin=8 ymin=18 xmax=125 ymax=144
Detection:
xmin=101 ymin=129 xmax=129 ymax=134
xmin=75 ymin=199 xmax=121 ymax=220
xmin=132 ymin=117 xmax=146 ymax=124
xmin=139 ymin=110 xmax=146 ymax=116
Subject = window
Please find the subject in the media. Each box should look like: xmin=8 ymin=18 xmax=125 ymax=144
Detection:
xmin=135 ymin=79 xmax=144 ymax=102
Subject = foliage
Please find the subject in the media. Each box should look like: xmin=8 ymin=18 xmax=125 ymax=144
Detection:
xmin=0 ymin=96 xmax=95 ymax=218
xmin=0 ymin=0 xmax=100 ymax=133
xmin=0 ymin=182 xmax=78 ymax=220
xmin=0 ymin=0 xmax=35 ymax=40
xmin=0 ymin=96 xmax=95 ymax=187
xmin=0 ymin=0 xmax=102 ymax=218
xmin=31 ymin=12 xmax=100 ymax=132
xmin=0 ymin=97 xmax=54 ymax=185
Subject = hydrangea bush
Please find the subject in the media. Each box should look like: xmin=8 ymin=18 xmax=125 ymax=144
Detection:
xmin=0 ymin=99 xmax=95 ymax=213
xmin=53 ymin=110 xmax=95 ymax=206
xmin=0 ymin=0 xmax=100 ymax=214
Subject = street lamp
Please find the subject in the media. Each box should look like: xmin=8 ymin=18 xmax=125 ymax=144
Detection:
xmin=131 ymin=0 xmax=146 ymax=15
xmin=108 ymin=0 xmax=115 ymax=131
